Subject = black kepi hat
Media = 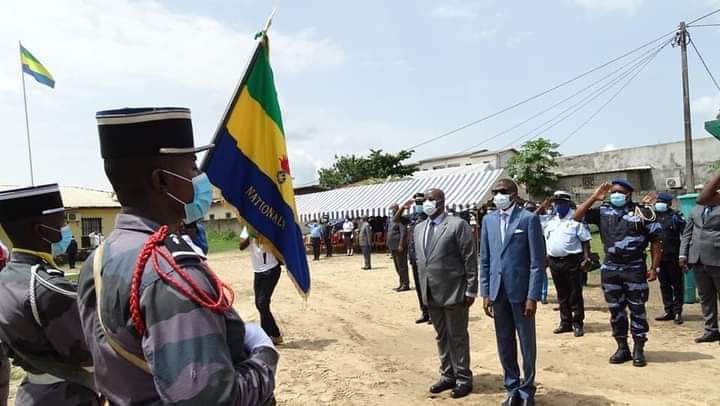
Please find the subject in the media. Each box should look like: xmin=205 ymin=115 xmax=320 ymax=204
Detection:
xmin=0 ymin=184 xmax=64 ymax=223
xmin=96 ymin=107 xmax=213 ymax=159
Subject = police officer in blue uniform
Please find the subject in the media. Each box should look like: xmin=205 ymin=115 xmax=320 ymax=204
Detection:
xmin=574 ymin=180 xmax=662 ymax=367
xmin=653 ymin=192 xmax=686 ymax=325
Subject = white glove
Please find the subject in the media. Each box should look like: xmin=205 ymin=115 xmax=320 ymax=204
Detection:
xmin=243 ymin=323 xmax=275 ymax=353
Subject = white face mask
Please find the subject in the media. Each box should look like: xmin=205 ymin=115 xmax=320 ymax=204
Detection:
xmin=423 ymin=200 xmax=437 ymax=216
xmin=493 ymin=193 xmax=512 ymax=210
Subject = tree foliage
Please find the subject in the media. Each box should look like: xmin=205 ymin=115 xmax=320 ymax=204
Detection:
xmin=506 ymin=138 xmax=561 ymax=199
xmin=318 ymin=149 xmax=418 ymax=188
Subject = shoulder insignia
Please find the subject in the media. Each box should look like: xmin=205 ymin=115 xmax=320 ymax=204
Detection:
xmin=164 ymin=233 xmax=207 ymax=261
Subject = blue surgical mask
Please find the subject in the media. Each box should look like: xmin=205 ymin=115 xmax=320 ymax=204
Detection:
xmin=41 ymin=225 xmax=73 ymax=256
xmin=610 ymin=192 xmax=627 ymax=207
xmin=654 ymin=202 xmax=668 ymax=212
xmin=164 ymin=170 xmax=213 ymax=224
xmin=414 ymin=204 xmax=424 ymax=214
xmin=555 ymin=202 xmax=571 ymax=218
xmin=423 ymin=200 xmax=437 ymax=216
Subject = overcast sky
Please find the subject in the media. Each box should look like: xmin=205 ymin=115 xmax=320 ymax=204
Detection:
xmin=2 ymin=0 xmax=720 ymax=190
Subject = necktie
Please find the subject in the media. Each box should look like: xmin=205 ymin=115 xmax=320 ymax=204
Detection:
xmin=425 ymin=222 xmax=435 ymax=254
xmin=500 ymin=213 xmax=509 ymax=242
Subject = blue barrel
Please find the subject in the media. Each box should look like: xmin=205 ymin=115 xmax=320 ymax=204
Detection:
xmin=677 ymin=193 xmax=698 ymax=304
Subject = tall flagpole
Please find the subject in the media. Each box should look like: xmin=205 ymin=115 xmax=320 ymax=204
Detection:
xmin=19 ymin=41 xmax=35 ymax=186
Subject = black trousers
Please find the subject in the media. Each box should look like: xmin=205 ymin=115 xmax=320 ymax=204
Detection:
xmin=68 ymin=253 xmax=77 ymax=269
xmin=324 ymin=238 xmax=332 ymax=257
xmin=391 ymin=249 xmax=410 ymax=287
xmin=311 ymin=237 xmax=321 ymax=260
xmin=548 ymin=254 xmax=584 ymax=327
xmin=658 ymin=259 xmax=684 ymax=316
xmin=411 ymin=262 xmax=428 ymax=317
xmin=254 ymin=265 xmax=282 ymax=338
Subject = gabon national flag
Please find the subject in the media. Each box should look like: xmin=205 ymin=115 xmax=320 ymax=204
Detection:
xmin=20 ymin=43 xmax=55 ymax=88
xmin=202 ymin=29 xmax=310 ymax=296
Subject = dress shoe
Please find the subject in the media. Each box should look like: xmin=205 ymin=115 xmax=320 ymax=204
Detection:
xmin=415 ymin=314 xmax=430 ymax=324
xmin=450 ymin=384 xmax=472 ymax=399
xmin=501 ymin=395 xmax=521 ymax=406
xmin=609 ymin=338 xmax=632 ymax=364
xmin=429 ymin=379 xmax=455 ymax=394
xmin=553 ymin=324 xmax=573 ymax=334
xmin=573 ymin=325 xmax=584 ymax=337
xmin=632 ymin=337 xmax=647 ymax=367
xmin=674 ymin=313 xmax=684 ymax=325
xmin=396 ymin=285 xmax=411 ymax=292
xmin=695 ymin=332 xmax=720 ymax=343
xmin=271 ymin=336 xmax=284 ymax=345
xmin=655 ymin=313 xmax=674 ymax=321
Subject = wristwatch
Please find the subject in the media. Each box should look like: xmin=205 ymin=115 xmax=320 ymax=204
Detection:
xmin=655 ymin=267 xmax=661 ymax=273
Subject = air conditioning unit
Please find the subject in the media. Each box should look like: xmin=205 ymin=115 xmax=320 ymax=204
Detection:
xmin=665 ymin=177 xmax=683 ymax=189
xmin=67 ymin=213 xmax=78 ymax=222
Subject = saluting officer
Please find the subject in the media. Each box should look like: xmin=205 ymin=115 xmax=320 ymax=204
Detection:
xmin=76 ymin=107 xmax=278 ymax=405
xmin=653 ymin=192 xmax=686 ymax=325
xmin=0 ymin=184 xmax=99 ymax=405
xmin=574 ymin=180 xmax=662 ymax=367
xmin=395 ymin=192 xmax=430 ymax=324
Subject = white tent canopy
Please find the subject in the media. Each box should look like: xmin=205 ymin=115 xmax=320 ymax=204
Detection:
xmin=296 ymin=164 xmax=504 ymax=222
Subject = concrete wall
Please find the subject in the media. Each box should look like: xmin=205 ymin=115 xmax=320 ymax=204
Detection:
xmin=556 ymin=137 xmax=720 ymax=201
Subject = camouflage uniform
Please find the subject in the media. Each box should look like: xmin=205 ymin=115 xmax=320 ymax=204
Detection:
xmin=0 ymin=251 xmax=98 ymax=405
xmin=77 ymin=214 xmax=278 ymax=405
xmin=585 ymin=204 xmax=662 ymax=339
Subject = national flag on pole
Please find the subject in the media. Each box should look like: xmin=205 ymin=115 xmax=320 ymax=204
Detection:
xmin=203 ymin=28 xmax=311 ymax=296
xmin=20 ymin=44 xmax=55 ymax=88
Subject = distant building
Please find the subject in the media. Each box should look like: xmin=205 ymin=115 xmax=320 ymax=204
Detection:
xmin=415 ymin=148 xmax=518 ymax=171
xmin=556 ymin=137 xmax=720 ymax=201
xmin=0 ymin=185 xmax=121 ymax=250
xmin=294 ymin=184 xmax=326 ymax=195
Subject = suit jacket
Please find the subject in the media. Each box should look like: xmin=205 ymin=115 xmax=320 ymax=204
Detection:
xmin=414 ymin=214 xmax=478 ymax=307
xmin=480 ymin=205 xmax=546 ymax=303
xmin=358 ymin=221 xmax=373 ymax=247
xmin=386 ymin=218 xmax=407 ymax=251
xmin=680 ymin=205 xmax=720 ymax=267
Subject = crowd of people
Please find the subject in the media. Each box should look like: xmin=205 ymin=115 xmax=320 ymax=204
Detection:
xmin=303 ymin=174 xmax=720 ymax=405
xmin=0 ymin=107 xmax=717 ymax=405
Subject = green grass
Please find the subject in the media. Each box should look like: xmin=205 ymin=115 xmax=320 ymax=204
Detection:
xmin=589 ymin=232 xmax=605 ymax=264
xmin=207 ymin=230 xmax=241 ymax=254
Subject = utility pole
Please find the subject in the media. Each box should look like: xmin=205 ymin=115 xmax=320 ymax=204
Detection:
xmin=676 ymin=22 xmax=695 ymax=194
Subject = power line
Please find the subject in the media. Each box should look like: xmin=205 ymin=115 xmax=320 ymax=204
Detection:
xmin=455 ymin=43 xmax=666 ymax=154
xmin=557 ymin=44 xmax=664 ymax=147
xmin=405 ymin=30 xmax=676 ymax=151
xmin=687 ymin=33 xmax=720 ymax=93
xmin=498 ymin=42 xmax=669 ymax=150
xmin=688 ymin=8 xmax=720 ymax=25
xmin=687 ymin=23 xmax=720 ymax=27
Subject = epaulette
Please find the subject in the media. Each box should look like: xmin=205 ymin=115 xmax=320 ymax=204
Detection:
xmin=164 ymin=233 xmax=207 ymax=261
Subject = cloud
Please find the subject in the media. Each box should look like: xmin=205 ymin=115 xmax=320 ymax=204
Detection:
xmin=602 ymin=143 xmax=617 ymax=151
xmin=0 ymin=0 xmax=346 ymax=188
xmin=692 ymin=95 xmax=720 ymax=118
xmin=0 ymin=0 xmax=345 ymax=95
xmin=431 ymin=1 xmax=488 ymax=20
xmin=569 ymin=0 xmax=645 ymax=14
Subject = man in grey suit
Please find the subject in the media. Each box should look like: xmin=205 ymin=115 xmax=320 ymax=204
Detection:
xmin=480 ymin=179 xmax=545 ymax=406
xmin=388 ymin=204 xmax=410 ymax=292
xmin=415 ymin=188 xmax=478 ymax=399
xmin=681 ymin=173 xmax=720 ymax=343
xmin=358 ymin=216 xmax=373 ymax=270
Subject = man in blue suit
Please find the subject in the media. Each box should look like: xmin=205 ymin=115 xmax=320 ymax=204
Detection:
xmin=480 ymin=179 xmax=546 ymax=406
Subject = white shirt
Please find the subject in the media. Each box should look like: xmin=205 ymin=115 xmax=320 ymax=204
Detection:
xmin=249 ymin=240 xmax=279 ymax=273
xmin=541 ymin=210 xmax=592 ymax=257
xmin=423 ymin=212 xmax=447 ymax=251
xmin=342 ymin=221 xmax=354 ymax=233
